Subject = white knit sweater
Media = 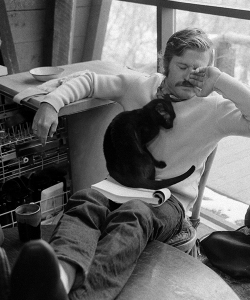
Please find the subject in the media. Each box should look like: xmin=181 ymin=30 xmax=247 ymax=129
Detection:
xmin=41 ymin=71 xmax=250 ymax=212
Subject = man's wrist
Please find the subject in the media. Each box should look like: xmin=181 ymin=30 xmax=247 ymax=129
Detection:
xmin=40 ymin=102 xmax=58 ymax=113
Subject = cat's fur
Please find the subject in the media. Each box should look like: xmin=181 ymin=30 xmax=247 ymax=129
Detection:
xmin=103 ymin=98 xmax=195 ymax=190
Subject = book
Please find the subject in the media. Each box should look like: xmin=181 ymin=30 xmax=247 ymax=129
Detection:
xmin=91 ymin=178 xmax=171 ymax=206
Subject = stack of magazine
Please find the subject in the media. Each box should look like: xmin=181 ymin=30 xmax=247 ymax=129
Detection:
xmin=91 ymin=178 xmax=171 ymax=206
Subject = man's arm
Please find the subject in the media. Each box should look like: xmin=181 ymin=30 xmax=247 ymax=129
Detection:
xmin=190 ymin=66 xmax=250 ymax=134
xmin=190 ymin=66 xmax=250 ymax=116
xmin=32 ymin=72 xmax=137 ymax=145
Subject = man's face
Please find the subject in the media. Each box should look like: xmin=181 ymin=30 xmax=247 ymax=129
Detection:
xmin=165 ymin=49 xmax=211 ymax=100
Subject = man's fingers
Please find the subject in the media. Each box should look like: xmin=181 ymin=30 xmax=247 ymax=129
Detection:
xmin=32 ymin=122 xmax=38 ymax=134
xmin=193 ymin=87 xmax=203 ymax=97
xmin=189 ymin=78 xmax=204 ymax=89
xmin=49 ymin=123 xmax=58 ymax=138
xmin=40 ymin=136 xmax=47 ymax=147
xmin=31 ymin=103 xmax=59 ymax=145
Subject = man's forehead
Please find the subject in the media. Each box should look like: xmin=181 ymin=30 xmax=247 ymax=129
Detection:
xmin=173 ymin=49 xmax=210 ymax=67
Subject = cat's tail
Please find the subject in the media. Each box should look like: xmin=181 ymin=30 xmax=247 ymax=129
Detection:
xmin=138 ymin=165 xmax=195 ymax=190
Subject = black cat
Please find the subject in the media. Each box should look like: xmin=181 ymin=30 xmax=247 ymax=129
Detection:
xmin=103 ymin=98 xmax=195 ymax=190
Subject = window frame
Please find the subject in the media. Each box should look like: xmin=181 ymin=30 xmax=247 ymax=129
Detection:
xmin=118 ymin=0 xmax=250 ymax=19
xmin=117 ymin=0 xmax=250 ymax=70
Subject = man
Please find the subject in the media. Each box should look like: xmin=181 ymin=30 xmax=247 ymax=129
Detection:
xmin=2 ymin=28 xmax=250 ymax=300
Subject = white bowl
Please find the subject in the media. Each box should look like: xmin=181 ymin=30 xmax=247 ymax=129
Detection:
xmin=29 ymin=67 xmax=64 ymax=82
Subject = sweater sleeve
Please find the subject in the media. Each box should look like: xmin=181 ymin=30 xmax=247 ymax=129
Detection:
xmin=41 ymin=71 xmax=141 ymax=112
xmin=213 ymin=72 xmax=250 ymax=135
xmin=214 ymin=72 xmax=250 ymax=121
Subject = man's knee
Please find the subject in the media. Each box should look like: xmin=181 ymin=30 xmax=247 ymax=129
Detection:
xmin=119 ymin=199 xmax=153 ymax=226
xmin=65 ymin=188 xmax=109 ymax=211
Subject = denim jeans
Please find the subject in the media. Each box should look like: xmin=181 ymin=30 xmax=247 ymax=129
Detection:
xmin=49 ymin=188 xmax=185 ymax=300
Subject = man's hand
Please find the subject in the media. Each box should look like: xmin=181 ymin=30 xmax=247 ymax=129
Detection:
xmin=32 ymin=103 xmax=59 ymax=146
xmin=189 ymin=66 xmax=221 ymax=97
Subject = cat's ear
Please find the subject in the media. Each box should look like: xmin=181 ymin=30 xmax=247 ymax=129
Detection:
xmin=155 ymin=103 xmax=166 ymax=116
xmin=155 ymin=102 xmax=175 ymax=127
xmin=162 ymin=101 xmax=176 ymax=118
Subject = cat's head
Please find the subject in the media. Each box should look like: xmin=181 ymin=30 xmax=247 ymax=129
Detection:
xmin=148 ymin=99 xmax=176 ymax=129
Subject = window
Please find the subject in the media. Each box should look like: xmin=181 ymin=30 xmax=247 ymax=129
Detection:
xmin=102 ymin=2 xmax=157 ymax=72
xmin=103 ymin=1 xmax=250 ymax=83
xmin=176 ymin=11 xmax=250 ymax=84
